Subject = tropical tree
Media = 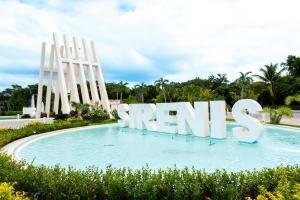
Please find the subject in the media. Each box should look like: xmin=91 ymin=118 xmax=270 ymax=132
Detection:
xmin=164 ymin=82 xmax=179 ymax=102
xmin=118 ymin=81 xmax=128 ymax=103
xmin=154 ymin=78 xmax=169 ymax=103
xmin=200 ymin=88 xmax=213 ymax=101
xmin=134 ymin=83 xmax=148 ymax=103
xmin=181 ymin=84 xmax=200 ymax=103
xmin=181 ymin=84 xmax=213 ymax=103
xmin=208 ymin=73 xmax=229 ymax=89
xmin=253 ymin=63 xmax=285 ymax=105
xmin=282 ymin=55 xmax=300 ymax=77
xmin=237 ymin=71 xmax=253 ymax=98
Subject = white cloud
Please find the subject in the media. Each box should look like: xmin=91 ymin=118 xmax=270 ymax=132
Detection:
xmin=0 ymin=0 xmax=300 ymax=89
xmin=0 ymin=73 xmax=37 ymax=91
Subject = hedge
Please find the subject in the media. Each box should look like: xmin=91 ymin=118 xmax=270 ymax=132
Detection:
xmin=0 ymin=120 xmax=299 ymax=199
xmin=0 ymin=120 xmax=90 ymax=147
xmin=0 ymin=111 xmax=22 ymax=116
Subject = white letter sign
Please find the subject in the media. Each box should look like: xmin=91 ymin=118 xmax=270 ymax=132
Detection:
xmin=232 ymin=99 xmax=263 ymax=143
xmin=117 ymin=99 xmax=263 ymax=143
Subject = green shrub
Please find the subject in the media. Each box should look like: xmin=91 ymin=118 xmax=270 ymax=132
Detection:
xmin=88 ymin=104 xmax=109 ymax=122
xmin=0 ymin=111 xmax=22 ymax=116
xmin=53 ymin=112 xmax=69 ymax=120
xmin=0 ymin=153 xmax=300 ymax=200
xmin=294 ymin=184 xmax=300 ymax=200
xmin=111 ymin=109 xmax=119 ymax=120
xmin=264 ymin=107 xmax=293 ymax=124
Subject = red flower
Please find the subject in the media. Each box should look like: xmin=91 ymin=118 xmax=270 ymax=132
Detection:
xmin=205 ymin=196 xmax=210 ymax=200
xmin=91 ymin=188 xmax=96 ymax=193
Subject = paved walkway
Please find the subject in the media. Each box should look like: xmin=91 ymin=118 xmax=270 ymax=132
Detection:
xmin=227 ymin=111 xmax=300 ymax=126
xmin=0 ymin=118 xmax=53 ymax=129
xmin=280 ymin=111 xmax=300 ymax=126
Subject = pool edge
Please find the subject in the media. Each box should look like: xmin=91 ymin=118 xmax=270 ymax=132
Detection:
xmin=1 ymin=123 xmax=118 ymax=160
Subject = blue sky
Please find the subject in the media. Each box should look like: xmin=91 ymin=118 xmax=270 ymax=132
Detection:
xmin=1 ymin=0 xmax=300 ymax=91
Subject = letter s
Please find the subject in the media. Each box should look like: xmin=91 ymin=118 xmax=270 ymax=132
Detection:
xmin=232 ymin=99 xmax=263 ymax=143
xmin=117 ymin=104 xmax=129 ymax=127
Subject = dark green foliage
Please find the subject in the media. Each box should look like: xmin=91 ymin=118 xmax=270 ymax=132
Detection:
xmin=89 ymin=105 xmax=110 ymax=122
xmin=283 ymin=55 xmax=300 ymax=77
xmin=0 ymin=111 xmax=22 ymax=116
xmin=111 ymin=109 xmax=119 ymax=120
xmin=40 ymin=112 xmax=47 ymax=118
xmin=53 ymin=112 xmax=69 ymax=120
xmin=270 ymin=113 xmax=282 ymax=124
xmin=21 ymin=114 xmax=31 ymax=119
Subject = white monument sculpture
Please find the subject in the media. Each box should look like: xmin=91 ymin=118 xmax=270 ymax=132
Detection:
xmin=36 ymin=33 xmax=111 ymax=118
xmin=118 ymin=99 xmax=263 ymax=143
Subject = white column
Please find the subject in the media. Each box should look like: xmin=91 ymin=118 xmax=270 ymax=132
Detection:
xmin=63 ymin=35 xmax=80 ymax=104
xmin=82 ymin=39 xmax=99 ymax=104
xmin=91 ymin=41 xmax=111 ymax=115
xmin=45 ymin=45 xmax=54 ymax=117
xmin=36 ymin=43 xmax=46 ymax=118
xmin=73 ymin=37 xmax=90 ymax=104
xmin=53 ymin=74 xmax=60 ymax=114
xmin=53 ymin=33 xmax=70 ymax=114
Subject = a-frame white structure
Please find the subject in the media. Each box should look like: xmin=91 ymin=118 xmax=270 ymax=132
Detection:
xmin=36 ymin=33 xmax=111 ymax=118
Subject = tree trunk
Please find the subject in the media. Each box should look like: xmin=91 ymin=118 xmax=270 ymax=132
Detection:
xmin=241 ymin=86 xmax=244 ymax=99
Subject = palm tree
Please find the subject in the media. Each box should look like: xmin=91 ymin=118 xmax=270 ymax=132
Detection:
xmin=253 ymin=63 xmax=285 ymax=104
xmin=165 ymin=82 xmax=178 ymax=102
xmin=118 ymin=81 xmax=128 ymax=103
xmin=237 ymin=71 xmax=253 ymax=98
xmin=182 ymin=84 xmax=199 ymax=103
xmin=71 ymin=102 xmax=90 ymax=119
xmin=113 ymin=82 xmax=119 ymax=100
xmin=216 ymin=73 xmax=229 ymax=84
xmin=285 ymin=94 xmax=300 ymax=105
xmin=200 ymin=88 xmax=213 ymax=101
xmin=154 ymin=78 xmax=169 ymax=103
xmin=208 ymin=73 xmax=228 ymax=89
xmin=134 ymin=83 xmax=147 ymax=103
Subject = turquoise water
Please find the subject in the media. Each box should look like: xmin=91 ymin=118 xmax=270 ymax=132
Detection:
xmin=18 ymin=124 xmax=300 ymax=172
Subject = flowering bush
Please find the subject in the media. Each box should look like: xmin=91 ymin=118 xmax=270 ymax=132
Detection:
xmin=0 ymin=182 xmax=28 ymax=200
xmin=0 ymin=150 xmax=300 ymax=200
